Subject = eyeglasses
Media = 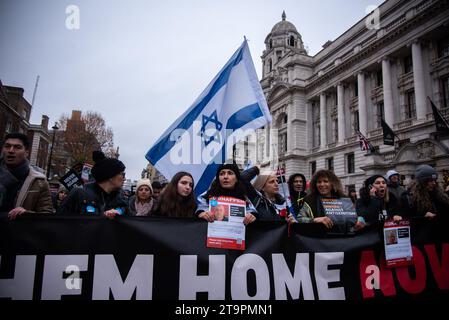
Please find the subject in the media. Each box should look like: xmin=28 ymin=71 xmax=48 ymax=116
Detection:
xmin=120 ymin=172 xmax=126 ymax=177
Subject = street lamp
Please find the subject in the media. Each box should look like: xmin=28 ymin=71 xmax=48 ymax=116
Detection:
xmin=46 ymin=122 xmax=59 ymax=179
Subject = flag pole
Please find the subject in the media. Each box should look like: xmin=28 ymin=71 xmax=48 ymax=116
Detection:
xmin=271 ymin=140 xmax=296 ymax=221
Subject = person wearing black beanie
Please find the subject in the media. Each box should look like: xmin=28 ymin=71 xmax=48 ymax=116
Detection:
xmin=196 ymin=162 xmax=258 ymax=225
xmin=58 ymin=151 xmax=128 ymax=218
xmin=355 ymin=175 xmax=402 ymax=230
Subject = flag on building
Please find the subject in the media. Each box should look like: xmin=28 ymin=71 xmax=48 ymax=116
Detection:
xmin=429 ymin=97 xmax=449 ymax=135
xmin=356 ymin=130 xmax=375 ymax=152
xmin=145 ymin=39 xmax=272 ymax=197
xmin=381 ymin=118 xmax=395 ymax=146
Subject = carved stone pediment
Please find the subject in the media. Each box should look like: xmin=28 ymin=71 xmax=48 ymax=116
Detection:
xmin=416 ymin=141 xmax=435 ymax=160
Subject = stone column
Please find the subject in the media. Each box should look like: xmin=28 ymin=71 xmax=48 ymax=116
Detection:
xmin=382 ymin=59 xmax=395 ymax=126
xmin=320 ymin=93 xmax=327 ymax=148
xmin=412 ymin=41 xmax=427 ymax=120
xmin=337 ymin=83 xmax=345 ymax=144
xmin=357 ymin=72 xmax=368 ymax=135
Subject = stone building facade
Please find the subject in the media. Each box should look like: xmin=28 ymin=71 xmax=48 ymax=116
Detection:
xmin=253 ymin=0 xmax=449 ymax=193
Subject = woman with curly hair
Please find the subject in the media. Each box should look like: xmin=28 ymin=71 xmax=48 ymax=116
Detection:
xmin=153 ymin=171 xmax=197 ymax=217
xmin=287 ymin=169 xmax=346 ymax=229
xmin=400 ymin=165 xmax=449 ymax=219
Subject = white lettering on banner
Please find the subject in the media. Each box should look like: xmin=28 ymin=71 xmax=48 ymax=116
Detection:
xmin=231 ymin=254 xmax=270 ymax=300
xmin=179 ymin=255 xmax=226 ymax=300
xmin=272 ymin=253 xmax=315 ymax=300
xmin=315 ymin=252 xmax=345 ymax=300
xmin=92 ymin=255 xmax=153 ymax=300
xmin=0 ymin=253 xmax=346 ymax=300
xmin=41 ymin=255 xmax=88 ymax=300
xmin=0 ymin=255 xmax=36 ymax=300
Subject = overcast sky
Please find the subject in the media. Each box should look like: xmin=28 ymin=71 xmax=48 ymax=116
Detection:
xmin=0 ymin=0 xmax=384 ymax=181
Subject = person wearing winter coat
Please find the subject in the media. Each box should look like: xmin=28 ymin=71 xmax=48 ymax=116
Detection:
xmin=400 ymin=165 xmax=449 ymax=220
xmin=196 ymin=163 xmax=258 ymax=225
xmin=355 ymin=175 xmax=402 ymax=231
xmin=128 ymin=178 xmax=154 ymax=216
xmin=52 ymin=185 xmax=68 ymax=212
xmin=1 ymin=133 xmax=53 ymax=219
xmin=152 ymin=171 xmax=197 ymax=218
xmin=58 ymin=151 xmax=127 ymax=218
xmin=241 ymin=166 xmax=285 ymax=222
xmin=287 ymin=169 xmax=345 ymax=230
xmin=385 ymin=169 xmax=406 ymax=205
xmin=288 ymin=173 xmax=307 ymax=215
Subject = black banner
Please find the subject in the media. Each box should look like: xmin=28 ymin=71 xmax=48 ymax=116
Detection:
xmin=430 ymin=98 xmax=449 ymax=135
xmin=381 ymin=118 xmax=395 ymax=146
xmin=0 ymin=216 xmax=448 ymax=301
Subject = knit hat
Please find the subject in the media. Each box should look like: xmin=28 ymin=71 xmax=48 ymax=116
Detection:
xmin=252 ymin=170 xmax=277 ymax=191
xmin=216 ymin=163 xmax=240 ymax=181
xmin=136 ymin=178 xmax=153 ymax=193
xmin=57 ymin=185 xmax=68 ymax=193
xmin=415 ymin=165 xmax=438 ymax=183
xmin=91 ymin=151 xmax=126 ymax=183
xmin=386 ymin=169 xmax=399 ymax=180
xmin=364 ymin=174 xmax=386 ymax=188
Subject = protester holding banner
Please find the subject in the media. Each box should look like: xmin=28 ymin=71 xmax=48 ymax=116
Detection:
xmin=128 ymin=179 xmax=154 ymax=216
xmin=196 ymin=163 xmax=258 ymax=225
xmin=58 ymin=151 xmax=128 ymax=218
xmin=287 ymin=170 xmax=346 ymax=229
xmin=0 ymin=133 xmax=54 ymax=219
xmin=355 ymin=175 xmax=402 ymax=230
xmin=241 ymin=166 xmax=285 ymax=221
xmin=400 ymin=165 xmax=449 ymax=220
xmin=288 ymin=173 xmax=308 ymax=215
xmin=152 ymin=171 xmax=197 ymax=217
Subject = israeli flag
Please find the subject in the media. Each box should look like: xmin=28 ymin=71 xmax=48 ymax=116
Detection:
xmin=145 ymin=40 xmax=272 ymax=197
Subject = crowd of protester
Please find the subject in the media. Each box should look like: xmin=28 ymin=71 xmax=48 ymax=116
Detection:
xmin=1 ymin=133 xmax=449 ymax=233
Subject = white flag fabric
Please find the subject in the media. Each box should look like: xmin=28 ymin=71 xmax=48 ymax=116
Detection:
xmin=145 ymin=40 xmax=272 ymax=197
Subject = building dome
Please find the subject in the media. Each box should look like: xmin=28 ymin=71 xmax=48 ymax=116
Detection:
xmin=271 ymin=11 xmax=298 ymax=35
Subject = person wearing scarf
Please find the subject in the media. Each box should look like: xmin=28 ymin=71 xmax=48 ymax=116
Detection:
xmin=1 ymin=133 xmax=53 ymax=219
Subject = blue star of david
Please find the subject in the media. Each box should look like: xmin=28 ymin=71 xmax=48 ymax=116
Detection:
xmin=199 ymin=110 xmax=223 ymax=146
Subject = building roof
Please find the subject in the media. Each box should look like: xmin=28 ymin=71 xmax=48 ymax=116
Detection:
xmin=270 ymin=11 xmax=298 ymax=35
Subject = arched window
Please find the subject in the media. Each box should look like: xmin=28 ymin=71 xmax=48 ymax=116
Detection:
xmin=268 ymin=59 xmax=272 ymax=72
xmin=289 ymin=35 xmax=295 ymax=47
xmin=269 ymin=39 xmax=273 ymax=49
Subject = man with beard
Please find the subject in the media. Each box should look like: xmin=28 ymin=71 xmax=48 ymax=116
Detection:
xmin=0 ymin=133 xmax=53 ymax=219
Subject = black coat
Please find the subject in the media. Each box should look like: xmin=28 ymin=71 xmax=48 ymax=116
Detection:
xmin=355 ymin=192 xmax=399 ymax=225
xmin=58 ymin=183 xmax=128 ymax=216
xmin=241 ymin=167 xmax=285 ymax=222
xmin=400 ymin=190 xmax=449 ymax=218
